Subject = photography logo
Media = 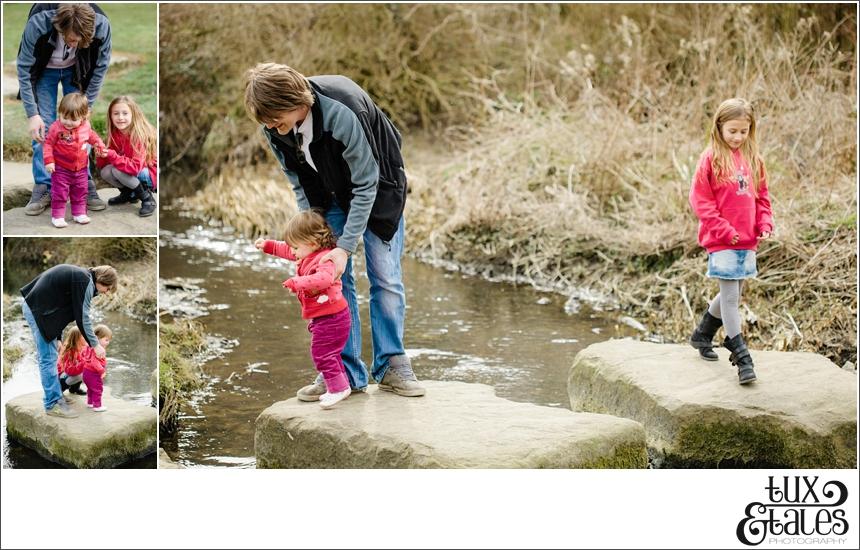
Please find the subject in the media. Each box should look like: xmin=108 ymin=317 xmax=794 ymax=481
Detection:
xmin=737 ymin=476 xmax=850 ymax=546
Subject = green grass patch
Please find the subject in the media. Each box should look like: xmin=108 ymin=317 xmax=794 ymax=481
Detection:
xmin=3 ymin=3 xmax=156 ymax=159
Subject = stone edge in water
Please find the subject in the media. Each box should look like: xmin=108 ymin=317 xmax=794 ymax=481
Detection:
xmin=6 ymin=406 xmax=157 ymax=469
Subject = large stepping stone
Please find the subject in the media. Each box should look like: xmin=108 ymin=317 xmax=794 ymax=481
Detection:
xmin=3 ymin=184 xmax=157 ymax=236
xmin=255 ymin=381 xmax=647 ymax=468
xmin=5 ymin=390 xmax=157 ymax=468
xmin=568 ymin=339 xmax=857 ymax=468
xmin=158 ymin=448 xmax=184 ymax=469
xmin=2 ymin=161 xmax=33 ymax=209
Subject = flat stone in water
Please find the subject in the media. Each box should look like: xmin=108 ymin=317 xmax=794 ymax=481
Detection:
xmin=158 ymin=448 xmax=183 ymax=469
xmin=255 ymin=381 xmax=647 ymax=468
xmin=5 ymin=390 xmax=157 ymax=468
xmin=568 ymin=339 xmax=857 ymax=468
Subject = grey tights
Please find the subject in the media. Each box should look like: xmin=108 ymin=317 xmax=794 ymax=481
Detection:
xmin=100 ymin=165 xmax=141 ymax=190
xmin=707 ymin=279 xmax=744 ymax=338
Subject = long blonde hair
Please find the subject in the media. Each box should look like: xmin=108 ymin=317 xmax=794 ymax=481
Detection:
xmin=106 ymin=96 xmax=157 ymax=165
xmin=59 ymin=326 xmax=86 ymax=364
xmin=708 ymin=98 xmax=763 ymax=195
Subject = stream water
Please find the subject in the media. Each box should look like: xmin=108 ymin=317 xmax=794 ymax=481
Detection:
xmin=160 ymin=209 xmax=639 ymax=467
xmin=2 ymin=266 xmax=157 ymax=469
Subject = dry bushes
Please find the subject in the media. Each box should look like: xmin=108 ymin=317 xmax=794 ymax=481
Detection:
xmin=159 ymin=3 xmax=853 ymax=191
xmin=177 ymin=164 xmax=299 ymax=238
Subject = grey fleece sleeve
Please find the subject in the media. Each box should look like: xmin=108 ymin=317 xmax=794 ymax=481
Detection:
xmin=78 ymin=280 xmax=98 ymax=348
xmin=16 ymin=12 xmax=54 ymax=119
xmin=265 ymin=129 xmax=310 ymax=210
xmin=84 ymin=16 xmax=112 ymax=105
xmin=320 ymin=97 xmax=379 ymax=253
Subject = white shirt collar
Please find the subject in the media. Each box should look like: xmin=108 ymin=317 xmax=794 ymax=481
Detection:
xmin=294 ymin=109 xmax=317 ymax=171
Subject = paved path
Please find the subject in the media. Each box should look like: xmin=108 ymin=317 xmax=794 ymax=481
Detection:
xmin=3 ymin=161 xmax=157 ymax=236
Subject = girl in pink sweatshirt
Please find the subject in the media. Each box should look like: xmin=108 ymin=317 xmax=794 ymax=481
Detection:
xmin=688 ymin=98 xmax=774 ymax=384
xmin=255 ymin=210 xmax=352 ymax=408
xmin=96 ymin=95 xmax=158 ymax=217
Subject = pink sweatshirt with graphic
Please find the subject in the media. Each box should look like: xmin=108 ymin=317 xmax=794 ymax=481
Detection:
xmin=43 ymin=120 xmax=106 ymax=172
xmin=689 ymin=148 xmax=774 ymax=253
xmin=261 ymin=241 xmax=347 ymax=320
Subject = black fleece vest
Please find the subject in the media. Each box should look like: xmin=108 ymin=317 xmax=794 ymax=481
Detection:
xmin=20 ymin=264 xmax=98 ymax=345
xmin=267 ymin=76 xmax=408 ymax=242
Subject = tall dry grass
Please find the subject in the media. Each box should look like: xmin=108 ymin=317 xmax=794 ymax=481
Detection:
xmin=159 ymin=4 xmax=854 ymax=190
xmin=160 ymin=4 xmax=856 ymax=363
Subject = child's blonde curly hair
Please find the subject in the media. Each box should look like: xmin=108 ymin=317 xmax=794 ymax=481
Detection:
xmin=283 ymin=209 xmax=337 ymax=250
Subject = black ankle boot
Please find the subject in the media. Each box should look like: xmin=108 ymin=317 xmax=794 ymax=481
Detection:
xmin=59 ymin=376 xmax=69 ymax=393
xmin=134 ymin=185 xmax=156 ymax=217
xmin=108 ymin=187 xmax=139 ymax=206
xmin=723 ymin=334 xmax=757 ymax=385
xmin=68 ymin=381 xmax=87 ymax=395
xmin=690 ymin=311 xmax=722 ymax=361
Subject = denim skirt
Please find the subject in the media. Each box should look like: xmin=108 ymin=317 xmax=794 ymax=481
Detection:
xmin=707 ymin=249 xmax=757 ymax=279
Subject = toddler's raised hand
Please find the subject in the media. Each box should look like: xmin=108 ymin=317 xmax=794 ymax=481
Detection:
xmin=282 ymin=278 xmax=298 ymax=293
xmin=45 ymin=163 xmax=55 ymax=174
xmin=254 ymin=237 xmax=266 ymax=250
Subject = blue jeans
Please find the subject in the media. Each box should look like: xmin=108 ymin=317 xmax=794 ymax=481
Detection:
xmin=21 ymin=300 xmax=62 ymax=410
xmin=325 ymin=204 xmax=406 ymax=388
xmin=138 ymin=168 xmax=153 ymax=189
xmin=31 ymin=68 xmax=96 ymax=196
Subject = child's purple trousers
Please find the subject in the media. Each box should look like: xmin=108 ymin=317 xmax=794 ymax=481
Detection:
xmin=82 ymin=368 xmax=104 ymax=408
xmin=51 ymin=166 xmax=88 ymax=218
xmin=307 ymin=307 xmax=351 ymax=393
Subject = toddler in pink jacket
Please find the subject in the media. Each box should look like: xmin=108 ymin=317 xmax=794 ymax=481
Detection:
xmin=255 ymin=210 xmax=352 ymax=408
xmin=688 ymin=98 xmax=774 ymax=384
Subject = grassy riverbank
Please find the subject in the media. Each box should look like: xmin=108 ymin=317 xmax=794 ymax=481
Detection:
xmin=2 ymin=295 xmax=23 ymax=381
xmin=161 ymin=4 xmax=856 ymax=365
xmin=158 ymin=318 xmax=206 ymax=435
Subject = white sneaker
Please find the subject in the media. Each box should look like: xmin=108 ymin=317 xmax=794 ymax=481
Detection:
xmin=87 ymin=404 xmax=94 ymax=408
xmin=73 ymin=214 xmax=91 ymax=224
xmin=52 ymin=217 xmax=68 ymax=228
xmin=93 ymin=406 xmax=107 ymax=412
xmin=319 ymin=388 xmax=351 ymax=409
